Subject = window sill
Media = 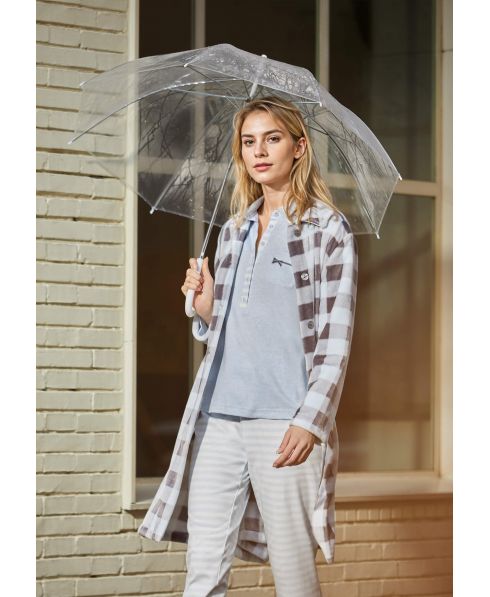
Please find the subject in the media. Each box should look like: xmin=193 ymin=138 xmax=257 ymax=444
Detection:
xmin=335 ymin=471 xmax=452 ymax=502
xmin=127 ymin=471 xmax=452 ymax=511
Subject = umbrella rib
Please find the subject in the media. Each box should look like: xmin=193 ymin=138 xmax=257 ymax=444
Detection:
xmin=307 ymin=113 xmax=377 ymax=232
xmin=307 ymin=109 xmax=374 ymax=178
xmin=200 ymin=153 xmax=235 ymax=257
xmin=166 ymin=88 xmax=249 ymax=101
xmin=317 ymin=109 xmax=370 ymax=160
xmin=289 ymin=99 xmax=323 ymax=105
xmin=181 ymin=64 xmax=245 ymax=110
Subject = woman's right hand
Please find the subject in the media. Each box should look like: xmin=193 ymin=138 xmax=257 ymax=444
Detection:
xmin=181 ymin=256 xmax=214 ymax=325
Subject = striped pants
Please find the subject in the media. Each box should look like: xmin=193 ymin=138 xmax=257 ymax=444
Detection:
xmin=183 ymin=410 xmax=326 ymax=597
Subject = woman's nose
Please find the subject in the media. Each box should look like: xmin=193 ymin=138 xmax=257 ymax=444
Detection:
xmin=254 ymin=141 xmax=267 ymax=156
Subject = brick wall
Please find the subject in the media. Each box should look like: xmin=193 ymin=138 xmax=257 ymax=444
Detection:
xmin=36 ymin=2 xmax=132 ymax=595
xmin=36 ymin=2 xmax=452 ymax=595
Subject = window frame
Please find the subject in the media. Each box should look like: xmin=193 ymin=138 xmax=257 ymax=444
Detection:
xmin=122 ymin=0 xmax=452 ymax=510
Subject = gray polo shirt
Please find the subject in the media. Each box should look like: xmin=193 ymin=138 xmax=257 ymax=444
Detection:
xmin=200 ymin=205 xmax=308 ymax=420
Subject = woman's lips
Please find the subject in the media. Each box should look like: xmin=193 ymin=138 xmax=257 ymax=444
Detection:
xmin=254 ymin=164 xmax=272 ymax=171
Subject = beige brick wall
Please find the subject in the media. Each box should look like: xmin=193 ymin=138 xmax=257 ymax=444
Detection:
xmin=36 ymin=2 xmax=453 ymax=596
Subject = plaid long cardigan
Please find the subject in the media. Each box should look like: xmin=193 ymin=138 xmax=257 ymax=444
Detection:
xmin=138 ymin=195 xmax=359 ymax=565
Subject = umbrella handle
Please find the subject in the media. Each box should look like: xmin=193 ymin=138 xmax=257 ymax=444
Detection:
xmin=184 ymin=257 xmax=203 ymax=318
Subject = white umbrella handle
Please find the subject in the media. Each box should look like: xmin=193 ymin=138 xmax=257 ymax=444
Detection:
xmin=184 ymin=257 xmax=203 ymax=318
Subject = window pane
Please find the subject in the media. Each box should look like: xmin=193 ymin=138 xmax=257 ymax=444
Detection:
xmin=339 ymin=194 xmax=435 ymax=471
xmin=330 ymin=0 xmax=436 ymax=181
xmin=206 ymin=0 xmax=316 ymax=74
xmin=137 ymin=2 xmax=192 ymax=478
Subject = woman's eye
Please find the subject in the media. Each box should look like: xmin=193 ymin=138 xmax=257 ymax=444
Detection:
xmin=242 ymin=136 xmax=280 ymax=146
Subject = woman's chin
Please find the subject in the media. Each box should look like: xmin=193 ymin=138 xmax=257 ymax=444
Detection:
xmin=249 ymin=172 xmax=281 ymax=185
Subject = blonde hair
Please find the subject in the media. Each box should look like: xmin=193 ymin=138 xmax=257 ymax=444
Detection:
xmin=229 ymin=95 xmax=338 ymax=228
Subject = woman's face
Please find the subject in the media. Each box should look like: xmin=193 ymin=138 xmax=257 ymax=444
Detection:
xmin=240 ymin=110 xmax=305 ymax=188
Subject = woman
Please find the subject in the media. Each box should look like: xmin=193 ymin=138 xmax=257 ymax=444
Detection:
xmin=138 ymin=96 xmax=358 ymax=597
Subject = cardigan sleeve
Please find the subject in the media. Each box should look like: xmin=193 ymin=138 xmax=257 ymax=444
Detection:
xmin=289 ymin=229 xmax=359 ymax=444
xmin=191 ymin=223 xmax=226 ymax=343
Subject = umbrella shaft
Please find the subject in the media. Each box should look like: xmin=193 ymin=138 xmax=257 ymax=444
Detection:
xmin=200 ymin=155 xmax=234 ymax=259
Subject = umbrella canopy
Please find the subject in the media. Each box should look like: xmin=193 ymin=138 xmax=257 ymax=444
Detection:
xmin=68 ymin=43 xmax=402 ymax=238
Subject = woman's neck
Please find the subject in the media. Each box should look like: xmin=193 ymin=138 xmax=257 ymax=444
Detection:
xmin=259 ymin=193 xmax=286 ymax=218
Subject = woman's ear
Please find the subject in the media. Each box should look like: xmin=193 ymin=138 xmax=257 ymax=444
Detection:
xmin=294 ymin=137 xmax=307 ymax=159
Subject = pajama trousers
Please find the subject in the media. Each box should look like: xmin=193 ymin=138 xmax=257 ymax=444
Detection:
xmin=183 ymin=410 xmax=326 ymax=597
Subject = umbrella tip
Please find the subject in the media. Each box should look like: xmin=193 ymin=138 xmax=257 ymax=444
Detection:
xmin=150 ymin=206 xmax=156 ymax=215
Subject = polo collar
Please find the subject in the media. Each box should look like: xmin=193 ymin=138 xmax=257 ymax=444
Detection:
xmin=244 ymin=194 xmax=323 ymax=227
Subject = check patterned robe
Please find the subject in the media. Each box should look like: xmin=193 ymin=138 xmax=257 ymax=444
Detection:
xmin=138 ymin=195 xmax=359 ymax=565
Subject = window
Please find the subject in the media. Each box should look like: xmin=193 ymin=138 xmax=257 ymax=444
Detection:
xmin=128 ymin=0 xmax=450 ymax=506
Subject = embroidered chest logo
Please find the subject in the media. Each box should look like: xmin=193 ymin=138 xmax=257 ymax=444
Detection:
xmin=272 ymin=257 xmax=292 ymax=267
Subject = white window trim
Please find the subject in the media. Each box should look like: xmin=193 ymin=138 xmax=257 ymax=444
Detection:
xmin=123 ymin=0 xmax=452 ymax=510
xmin=122 ymin=0 xmax=139 ymax=509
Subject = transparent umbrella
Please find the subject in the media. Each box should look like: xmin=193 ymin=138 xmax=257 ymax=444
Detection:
xmin=67 ymin=42 xmax=402 ymax=316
